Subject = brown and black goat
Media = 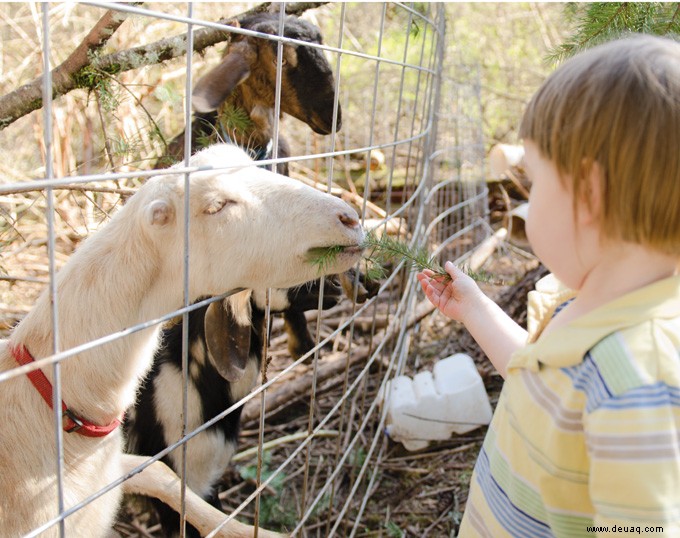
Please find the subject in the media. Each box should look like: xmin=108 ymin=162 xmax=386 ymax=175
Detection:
xmin=161 ymin=12 xmax=341 ymax=174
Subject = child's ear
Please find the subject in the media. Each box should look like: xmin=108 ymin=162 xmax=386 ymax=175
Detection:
xmin=578 ymin=159 xmax=604 ymax=226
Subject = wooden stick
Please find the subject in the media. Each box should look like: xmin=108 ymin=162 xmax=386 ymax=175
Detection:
xmin=0 ymin=183 xmax=136 ymax=196
xmin=291 ymin=172 xmax=387 ymax=219
xmin=231 ymin=430 xmax=339 ymax=463
xmin=467 ymin=227 xmax=507 ymax=272
xmin=505 ymin=168 xmax=530 ymax=199
xmin=120 ymin=454 xmax=287 ymax=538
xmin=0 ymin=6 xmax=135 ymax=130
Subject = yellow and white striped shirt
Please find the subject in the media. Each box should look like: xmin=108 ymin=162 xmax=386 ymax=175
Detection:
xmin=459 ymin=274 xmax=680 ymax=537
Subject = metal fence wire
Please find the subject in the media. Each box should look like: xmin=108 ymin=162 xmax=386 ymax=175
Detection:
xmin=0 ymin=2 xmax=487 ymax=537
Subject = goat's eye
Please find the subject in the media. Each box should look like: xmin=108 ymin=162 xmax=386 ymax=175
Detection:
xmin=203 ymin=199 xmax=235 ymax=215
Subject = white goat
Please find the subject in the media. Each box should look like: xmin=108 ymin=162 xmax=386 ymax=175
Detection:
xmin=0 ymin=144 xmax=364 ymax=537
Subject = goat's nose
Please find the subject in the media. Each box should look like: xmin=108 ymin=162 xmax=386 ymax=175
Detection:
xmin=338 ymin=211 xmax=360 ymax=229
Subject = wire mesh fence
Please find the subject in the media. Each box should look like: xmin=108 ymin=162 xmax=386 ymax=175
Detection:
xmin=0 ymin=2 xmax=487 ymax=536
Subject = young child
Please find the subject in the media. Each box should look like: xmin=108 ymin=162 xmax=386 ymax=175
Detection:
xmin=417 ymin=34 xmax=680 ymax=537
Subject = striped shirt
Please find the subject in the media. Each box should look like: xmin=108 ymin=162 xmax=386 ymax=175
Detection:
xmin=458 ymin=274 xmax=680 ymax=537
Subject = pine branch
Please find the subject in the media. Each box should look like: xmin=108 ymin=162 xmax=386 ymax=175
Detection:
xmin=663 ymin=3 xmax=680 ymax=33
xmin=362 ymin=231 xmax=450 ymax=281
xmin=307 ymin=232 xmax=504 ymax=285
xmin=93 ymin=68 xmax=170 ymax=155
xmin=548 ymin=2 xmax=680 ymax=63
xmin=217 ymin=103 xmax=254 ymax=140
xmin=307 ymin=245 xmax=349 ymax=276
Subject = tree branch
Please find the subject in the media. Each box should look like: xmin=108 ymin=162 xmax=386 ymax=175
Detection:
xmin=0 ymin=2 xmax=326 ymax=131
xmin=0 ymin=5 xmax=136 ymax=130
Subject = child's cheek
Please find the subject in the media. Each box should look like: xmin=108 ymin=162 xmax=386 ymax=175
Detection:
xmin=525 ymin=199 xmax=539 ymax=247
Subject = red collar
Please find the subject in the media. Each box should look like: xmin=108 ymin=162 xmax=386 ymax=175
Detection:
xmin=10 ymin=343 xmax=121 ymax=438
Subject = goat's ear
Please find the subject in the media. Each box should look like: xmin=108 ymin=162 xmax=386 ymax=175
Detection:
xmin=192 ymin=41 xmax=254 ymax=113
xmin=145 ymin=199 xmax=175 ymax=227
xmin=204 ymin=300 xmax=250 ymax=383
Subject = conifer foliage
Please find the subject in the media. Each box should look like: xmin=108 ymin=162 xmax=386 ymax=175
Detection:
xmin=550 ymin=2 xmax=680 ymax=62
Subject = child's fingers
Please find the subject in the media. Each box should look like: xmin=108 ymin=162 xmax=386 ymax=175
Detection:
xmin=421 ymin=274 xmax=446 ymax=293
xmin=417 ymin=270 xmax=439 ymax=287
xmin=418 ymin=275 xmax=439 ymax=296
xmin=421 ymin=280 xmax=442 ymax=305
xmin=444 ymin=261 xmax=462 ymax=279
xmin=444 ymin=261 xmax=477 ymax=287
xmin=417 ymin=273 xmax=444 ymax=299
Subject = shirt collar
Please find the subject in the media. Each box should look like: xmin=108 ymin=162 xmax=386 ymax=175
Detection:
xmin=509 ymin=273 xmax=680 ymax=372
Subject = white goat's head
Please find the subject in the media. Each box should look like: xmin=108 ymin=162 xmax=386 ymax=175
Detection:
xmin=138 ymin=144 xmax=363 ymax=296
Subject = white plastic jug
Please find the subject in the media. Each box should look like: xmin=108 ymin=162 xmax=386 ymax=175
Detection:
xmin=383 ymin=353 xmax=493 ymax=451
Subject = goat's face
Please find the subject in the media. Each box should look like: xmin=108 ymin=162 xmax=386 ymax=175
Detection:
xmin=142 ymin=144 xmax=362 ymax=295
xmin=192 ymin=14 xmax=341 ymax=135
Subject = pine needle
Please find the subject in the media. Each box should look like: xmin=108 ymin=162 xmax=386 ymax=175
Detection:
xmin=218 ymin=103 xmax=253 ymax=135
xmin=307 ymin=245 xmax=347 ymax=275
xmin=361 ymin=231 xmax=451 ymax=282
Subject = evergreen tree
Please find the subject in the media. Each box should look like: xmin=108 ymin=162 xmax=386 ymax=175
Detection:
xmin=550 ymin=2 xmax=680 ymax=62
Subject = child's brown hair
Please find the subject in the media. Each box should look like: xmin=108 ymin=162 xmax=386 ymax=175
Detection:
xmin=520 ymin=34 xmax=680 ymax=256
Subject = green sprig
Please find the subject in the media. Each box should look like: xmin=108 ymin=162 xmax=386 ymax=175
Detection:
xmin=306 ymin=231 xmax=451 ymax=282
xmin=361 ymin=231 xmax=451 ymax=282
xmin=306 ymin=245 xmax=348 ymax=275
xmin=307 ymin=231 xmax=503 ymax=285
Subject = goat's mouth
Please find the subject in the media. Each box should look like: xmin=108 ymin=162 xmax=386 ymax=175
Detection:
xmin=305 ymin=244 xmax=364 ymax=269
xmin=307 ymin=111 xmax=342 ymax=135
xmin=308 ymin=120 xmax=334 ymax=136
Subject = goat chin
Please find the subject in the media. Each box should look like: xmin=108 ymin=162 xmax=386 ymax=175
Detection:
xmin=0 ymin=143 xmax=362 ymax=538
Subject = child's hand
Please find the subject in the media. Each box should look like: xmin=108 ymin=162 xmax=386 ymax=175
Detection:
xmin=416 ymin=261 xmax=485 ymax=323
xmin=418 ymin=261 xmax=527 ymax=378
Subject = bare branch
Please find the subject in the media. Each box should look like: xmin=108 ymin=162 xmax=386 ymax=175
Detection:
xmin=0 ymin=183 xmax=136 ymax=196
xmin=0 ymin=6 xmax=137 ymax=129
xmin=0 ymin=2 xmax=326 ymax=131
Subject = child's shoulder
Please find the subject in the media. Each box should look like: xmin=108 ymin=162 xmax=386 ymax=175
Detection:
xmin=586 ymin=316 xmax=680 ymax=396
xmin=562 ymin=320 xmax=679 ymax=416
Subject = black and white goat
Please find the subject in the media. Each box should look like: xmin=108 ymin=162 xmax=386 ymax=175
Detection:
xmin=125 ymin=279 xmax=346 ymax=536
xmin=0 ymin=144 xmax=364 ymax=537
